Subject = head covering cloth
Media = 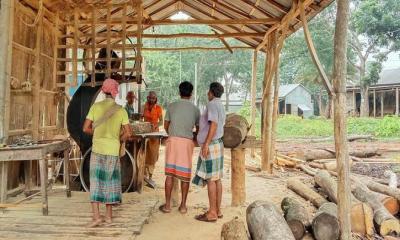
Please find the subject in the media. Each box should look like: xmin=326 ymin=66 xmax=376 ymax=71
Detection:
xmin=101 ymin=78 xmax=119 ymax=98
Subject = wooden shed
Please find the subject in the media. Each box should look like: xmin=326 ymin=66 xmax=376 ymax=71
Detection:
xmin=0 ymin=0 xmax=358 ymax=238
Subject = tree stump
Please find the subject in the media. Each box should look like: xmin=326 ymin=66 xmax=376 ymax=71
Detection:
xmin=221 ymin=217 xmax=249 ymax=240
xmin=281 ymin=197 xmax=311 ymax=240
xmin=246 ymin=200 xmax=295 ymax=240
xmin=312 ymin=202 xmax=340 ymax=240
xmin=223 ymin=114 xmax=249 ymax=148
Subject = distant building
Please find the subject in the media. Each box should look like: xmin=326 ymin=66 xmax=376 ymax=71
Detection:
xmin=346 ymin=68 xmax=400 ymax=117
xmin=256 ymin=84 xmax=314 ymax=118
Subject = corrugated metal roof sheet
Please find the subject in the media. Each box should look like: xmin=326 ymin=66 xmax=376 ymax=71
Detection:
xmin=279 ymin=84 xmax=299 ymax=97
xmin=378 ymin=68 xmax=400 ymax=85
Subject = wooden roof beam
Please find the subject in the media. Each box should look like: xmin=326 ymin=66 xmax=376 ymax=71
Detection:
xmin=256 ymin=0 xmax=314 ymax=51
xmin=142 ymin=46 xmax=252 ymax=51
xmin=212 ymin=29 xmax=233 ymax=53
xmin=147 ymin=18 xmax=279 ymax=25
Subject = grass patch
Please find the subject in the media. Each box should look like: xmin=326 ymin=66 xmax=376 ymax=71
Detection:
xmin=237 ymin=103 xmax=400 ymax=139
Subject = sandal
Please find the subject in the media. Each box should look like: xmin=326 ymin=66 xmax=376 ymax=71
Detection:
xmin=218 ymin=214 xmax=224 ymax=219
xmin=159 ymin=204 xmax=171 ymax=213
xmin=195 ymin=213 xmax=217 ymax=222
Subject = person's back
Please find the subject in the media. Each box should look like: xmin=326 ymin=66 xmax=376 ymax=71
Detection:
xmin=166 ymin=99 xmax=200 ymax=139
xmin=87 ymin=98 xmax=129 ymax=156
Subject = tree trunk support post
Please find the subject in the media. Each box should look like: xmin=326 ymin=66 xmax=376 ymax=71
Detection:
xmin=250 ymin=50 xmax=258 ymax=158
xmin=373 ymin=90 xmax=376 ymax=118
xmin=332 ymin=0 xmax=352 ymax=238
xmin=231 ymin=147 xmax=246 ymax=206
xmin=380 ymin=93 xmax=384 ymax=117
xmin=352 ymin=90 xmax=356 ymax=116
xmin=396 ymin=88 xmax=399 ymax=116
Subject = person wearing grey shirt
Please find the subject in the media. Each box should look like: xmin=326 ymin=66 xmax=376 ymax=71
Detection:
xmin=159 ymin=81 xmax=200 ymax=214
xmin=193 ymin=82 xmax=226 ymax=222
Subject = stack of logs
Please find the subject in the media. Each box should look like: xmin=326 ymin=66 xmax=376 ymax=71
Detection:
xmin=221 ymin=150 xmax=400 ymax=240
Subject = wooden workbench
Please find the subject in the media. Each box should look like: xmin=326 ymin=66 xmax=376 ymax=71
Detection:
xmin=0 ymin=139 xmax=71 ymax=215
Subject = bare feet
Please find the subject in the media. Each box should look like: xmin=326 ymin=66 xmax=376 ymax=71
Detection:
xmin=86 ymin=218 xmax=104 ymax=228
xmin=178 ymin=205 xmax=187 ymax=214
xmin=159 ymin=204 xmax=171 ymax=213
xmin=104 ymin=217 xmax=112 ymax=224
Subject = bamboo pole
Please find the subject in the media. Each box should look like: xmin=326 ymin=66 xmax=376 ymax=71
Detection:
xmin=332 ymin=0 xmax=352 ymax=238
xmin=134 ymin=0 xmax=143 ymax=112
xmin=106 ymin=4 xmax=112 ymax=78
xmin=91 ymin=7 xmax=96 ymax=87
xmin=121 ymin=3 xmax=127 ymax=81
xmin=0 ymin=0 xmax=14 ymax=144
xmin=52 ymin=12 xmax=59 ymax=91
xmin=250 ymin=50 xmax=258 ymax=158
xmin=32 ymin=13 xmax=44 ymax=141
xmin=72 ymin=8 xmax=79 ymax=87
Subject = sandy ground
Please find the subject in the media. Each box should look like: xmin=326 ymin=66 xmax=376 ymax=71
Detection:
xmin=136 ymin=147 xmax=314 ymax=240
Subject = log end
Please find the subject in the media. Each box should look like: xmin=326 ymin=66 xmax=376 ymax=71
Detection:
xmin=379 ymin=219 xmax=400 ymax=236
xmin=381 ymin=196 xmax=400 ymax=216
xmin=312 ymin=212 xmax=339 ymax=240
xmin=287 ymin=219 xmax=306 ymax=240
xmin=350 ymin=202 xmax=374 ymax=236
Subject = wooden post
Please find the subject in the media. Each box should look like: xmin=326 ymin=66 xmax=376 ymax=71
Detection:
xmin=32 ymin=13 xmax=44 ymax=141
xmin=396 ymin=88 xmax=399 ymax=116
xmin=52 ymin=12 xmax=59 ymax=91
xmin=270 ymin=68 xmax=280 ymax=165
xmin=332 ymin=0 xmax=352 ymax=238
xmin=91 ymin=7 xmax=96 ymax=87
xmin=231 ymin=148 xmax=246 ymax=206
xmin=39 ymin=158 xmax=48 ymax=215
xmin=106 ymin=4 xmax=111 ymax=78
xmin=250 ymin=50 xmax=258 ymax=158
xmin=134 ymin=0 xmax=143 ymax=112
xmin=352 ymin=90 xmax=356 ymax=116
xmin=72 ymin=8 xmax=79 ymax=87
xmin=380 ymin=93 xmax=384 ymax=117
xmin=121 ymin=3 xmax=127 ymax=81
xmin=0 ymin=162 xmax=8 ymax=204
xmin=373 ymin=89 xmax=376 ymax=118
xmin=284 ymin=99 xmax=287 ymax=114
xmin=64 ymin=148 xmax=71 ymax=197
xmin=0 ymin=0 xmax=14 ymax=144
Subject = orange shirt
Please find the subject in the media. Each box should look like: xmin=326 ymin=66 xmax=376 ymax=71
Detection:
xmin=143 ymin=103 xmax=163 ymax=130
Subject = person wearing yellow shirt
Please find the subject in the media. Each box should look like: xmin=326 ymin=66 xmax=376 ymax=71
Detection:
xmin=83 ymin=78 xmax=131 ymax=227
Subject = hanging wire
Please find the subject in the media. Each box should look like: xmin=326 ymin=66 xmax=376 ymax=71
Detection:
xmin=19 ymin=0 xmax=44 ymax=27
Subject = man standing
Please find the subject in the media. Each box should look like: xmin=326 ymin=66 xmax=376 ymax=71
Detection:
xmin=142 ymin=91 xmax=163 ymax=180
xmin=83 ymin=78 xmax=131 ymax=227
xmin=192 ymin=82 xmax=226 ymax=222
xmin=124 ymin=91 xmax=136 ymax=119
xmin=159 ymin=82 xmax=200 ymax=214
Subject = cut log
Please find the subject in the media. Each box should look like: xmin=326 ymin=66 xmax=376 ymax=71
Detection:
xmin=378 ymin=194 xmax=399 ymax=216
xmin=221 ymin=217 xmax=249 ymax=240
xmin=131 ymin=121 xmax=153 ymax=134
xmin=352 ymin=183 xmax=400 ymax=236
xmin=223 ymin=114 xmax=249 ymax=148
xmin=295 ymin=148 xmax=379 ymax=161
xmin=312 ymin=202 xmax=339 ymax=240
xmin=314 ymin=170 xmax=374 ymax=236
xmin=277 ymin=157 xmax=297 ymax=168
xmin=281 ymin=197 xmax=311 ymax=240
xmin=287 ymin=178 xmax=328 ymax=208
xmin=367 ymin=181 xmax=400 ymax=202
xmin=246 ymin=200 xmax=295 ymax=240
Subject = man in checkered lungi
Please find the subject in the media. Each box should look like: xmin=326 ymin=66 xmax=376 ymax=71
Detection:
xmin=192 ymin=82 xmax=226 ymax=222
xmin=83 ymin=78 xmax=131 ymax=227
